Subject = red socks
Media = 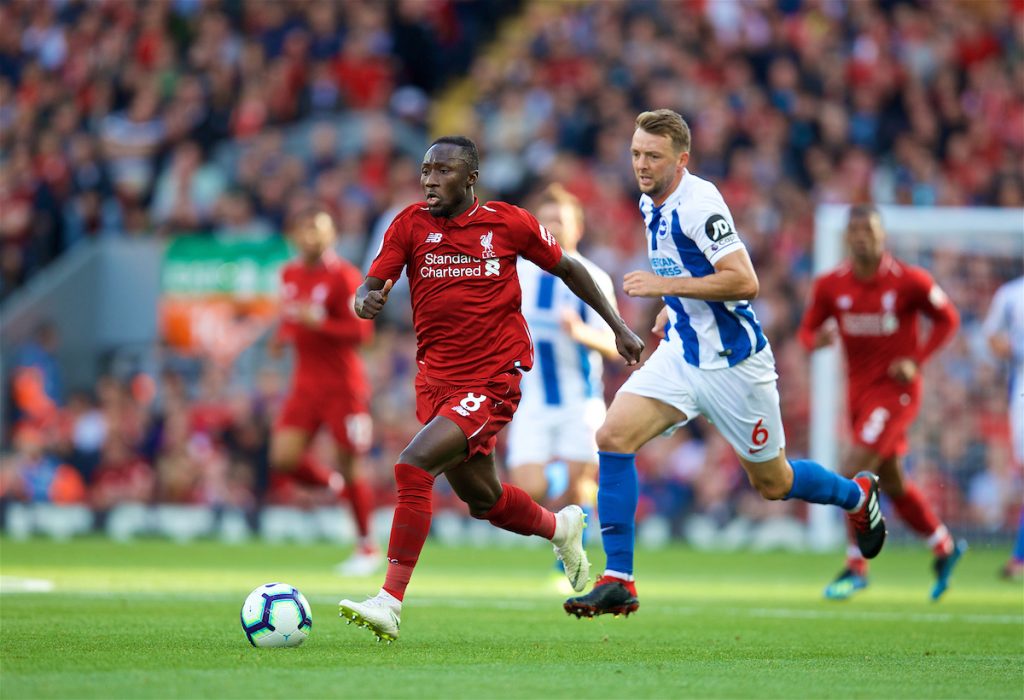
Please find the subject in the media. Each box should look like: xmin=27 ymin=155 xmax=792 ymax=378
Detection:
xmin=845 ymin=480 xmax=953 ymax=566
xmin=343 ymin=478 xmax=374 ymax=540
xmin=476 ymin=483 xmax=556 ymax=539
xmin=382 ymin=464 xmax=435 ymax=601
xmin=292 ymin=454 xmax=336 ymax=490
xmin=891 ymin=482 xmax=953 ymax=556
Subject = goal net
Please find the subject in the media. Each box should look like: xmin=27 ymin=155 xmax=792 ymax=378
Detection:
xmin=807 ymin=205 xmax=1024 ymax=549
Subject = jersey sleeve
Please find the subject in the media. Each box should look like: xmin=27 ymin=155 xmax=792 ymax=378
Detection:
xmin=275 ymin=266 xmax=298 ymax=342
xmin=797 ymin=275 xmax=834 ymax=351
xmin=510 ymin=205 xmax=563 ymax=271
xmin=906 ymin=266 xmax=959 ymax=364
xmin=319 ymin=264 xmax=373 ymax=344
xmin=982 ymin=283 xmax=1012 ymax=339
xmin=367 ymin=209 xmax=412 ymax=282
xmin=691 ymin=188 xmax=746 ymax=266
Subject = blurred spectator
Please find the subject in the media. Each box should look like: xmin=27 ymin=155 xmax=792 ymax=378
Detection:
xmin=0 ymin=426 xmax=86 ymax=504
xmin=91 ymin=435 xmax=154 ymax=510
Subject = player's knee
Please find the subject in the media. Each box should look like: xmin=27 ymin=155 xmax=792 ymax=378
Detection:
xmin=750 ymin=474 xmax=790 ymax=501
xmin=596 ymin=422 xmax=637 ymax=454
xmin=397 ymin=446 xmax=432 ymax=469
xmin=269 ymin=448 xmax=300 ymax=472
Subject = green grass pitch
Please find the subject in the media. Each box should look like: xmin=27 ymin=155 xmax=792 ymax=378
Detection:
xmin=1 ymin=537 xmax=1021 ymax=699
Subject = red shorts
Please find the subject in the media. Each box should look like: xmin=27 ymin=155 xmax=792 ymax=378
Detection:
xmin=276 ymin=384 xmax=372 ymax=454
xmin=415 ymin=370 xmax=522 ymax=459
xmin=849 ymin=391 xmax=919 ymax=458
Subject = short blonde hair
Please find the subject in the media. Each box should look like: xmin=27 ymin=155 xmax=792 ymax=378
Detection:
xmin=635 ymin=109 xmax=691 ymax=153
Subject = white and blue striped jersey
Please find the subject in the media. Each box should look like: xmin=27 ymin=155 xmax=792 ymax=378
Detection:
xmin=641 ymin=169 xmax=768 ymax=370
xmin=983 ymin=275 xmax=1024 ymax=395
xmin=518 ymin=253 xmax=615 ymax=410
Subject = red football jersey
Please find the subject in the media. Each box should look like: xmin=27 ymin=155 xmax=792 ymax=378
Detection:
xmin=799 ymin=253 xmax=959 ymax=406
xmin=368 ymin=198 xmax=563 ymax=382
xmin=278 ymin=251 xmax=372 ymax=396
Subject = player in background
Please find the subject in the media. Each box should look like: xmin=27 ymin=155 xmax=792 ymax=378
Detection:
xmin=564 ymin=109 xmax=887 ymax=619
xmin=339 ymin=136 xmax=644 ymax=642
xmin=269 ymin=209 xmax=380 ymax=576
xmin=982 ymin=275 xmax=1024 ymax=580
xmin=799 ymin=205 xmax=963 ymax=601
xmin=506 ymin=183 xmax=620 ymax=590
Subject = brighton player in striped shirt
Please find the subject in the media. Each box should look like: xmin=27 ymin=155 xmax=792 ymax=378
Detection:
xmin=565 ymin=109 xmax=888 ymax=618
xmin=983 ymin=276 xmax=1024 ymax=580
xmin=506 ymin=184 xmax=619 ymax=588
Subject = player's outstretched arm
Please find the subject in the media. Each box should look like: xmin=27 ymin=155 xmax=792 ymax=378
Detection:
xmin=624 ymin=248 xmax=759 ymax=302
xmin=354 ymin=277 xmax=393 ymax=320
xmin=550 ymin=255 xmax=644 ymax=365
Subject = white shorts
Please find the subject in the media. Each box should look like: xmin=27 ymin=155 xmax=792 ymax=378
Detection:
xmin=506 ymin=398 xmax=605 ymax=467
xmin=618 ymin=342 xmax=786 ymax=463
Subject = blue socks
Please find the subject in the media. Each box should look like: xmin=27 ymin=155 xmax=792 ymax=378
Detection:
xmin=1013 ymin=512 xmax=1024 ymax=562
xmin=787 ymin=459 xmax=862 ymax=511
xmin=597 ymin=451 xmax=639 ymax=576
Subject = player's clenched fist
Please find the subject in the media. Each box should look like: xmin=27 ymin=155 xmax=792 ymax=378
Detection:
xmin=355 ymin=278 xmax=393 ymax=319
xmin=613 ymin=323 xmax=645 ymax=365
xmin=623 ymin=270 xmax=666 ymax=298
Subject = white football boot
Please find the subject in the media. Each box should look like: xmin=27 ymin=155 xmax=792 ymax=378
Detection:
xmin=339 ymin=590 xmax=401 ymax=643
xmin=551 ymin=505 xmax=590 ymax=592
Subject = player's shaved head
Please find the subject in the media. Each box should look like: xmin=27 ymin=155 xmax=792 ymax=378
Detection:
xmin=428 ymin=135 xmax=479 ymax=172
xmin=846 ymin=203 xmax=886 ymax=272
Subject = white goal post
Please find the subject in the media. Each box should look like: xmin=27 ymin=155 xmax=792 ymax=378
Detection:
xmin=806 ymin=205 xmax=1024 ymax=550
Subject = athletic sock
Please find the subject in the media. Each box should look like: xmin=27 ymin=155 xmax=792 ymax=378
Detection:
xmin=292 ymin=454 xmax=337 ymax=490
xmin=1014 ymin=512 xmax=1024 ymax=563
xmin=597 ymin=451 xmax=638 ymax=577
xmin=889 ymin=482 xmax=952 ymax=556
xmin=382 ymin=464 xmax=434 ymax=602
xmin=845 ymin=522 xmax=869 ymax=576
xmin=476 ymin=483 xmax=556 ymax=539
xmin=343 ymin=478 xmax=375 ymax=541
xmin=786 ymin=459 xmax=862 ymax=511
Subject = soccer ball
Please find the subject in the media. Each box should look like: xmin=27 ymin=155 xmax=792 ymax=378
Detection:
xmin=240 ymin=583 xmax=313 ymax=648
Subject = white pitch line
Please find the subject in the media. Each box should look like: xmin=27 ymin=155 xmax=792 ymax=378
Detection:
xmin=2 ymin=588 xmax=1019 ymax=625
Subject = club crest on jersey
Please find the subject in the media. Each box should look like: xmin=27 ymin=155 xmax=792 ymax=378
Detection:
xmin=480 ymin=231 xmax=496 ymax=258
xmin=425 ymin=232 xmax=443 ymax=243
xmin=837 ymin=295 xmax=853 ymax=310
xmin=657 ymin=217 xmax=669 ymax=239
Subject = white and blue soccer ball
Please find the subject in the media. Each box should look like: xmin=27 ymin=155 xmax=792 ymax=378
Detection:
xmin=241 ymin=583 xmax=312 ymax=648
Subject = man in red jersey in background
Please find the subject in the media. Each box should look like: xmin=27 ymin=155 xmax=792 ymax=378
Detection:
xmin=338 ymin=136 xmax=644 ymax=642
xmin=799 ymin=204 xmax=963 ymax=601
xmin=270 ymin=209 xmax=380 ymax=576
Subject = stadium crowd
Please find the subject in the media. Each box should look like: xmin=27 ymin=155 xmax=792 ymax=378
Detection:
xmin=2 ymin=0 xmax=1021 ymax=535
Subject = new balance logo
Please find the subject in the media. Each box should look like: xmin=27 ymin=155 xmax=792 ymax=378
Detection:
xmin=425 ymin=232 xmax=443 ymax=243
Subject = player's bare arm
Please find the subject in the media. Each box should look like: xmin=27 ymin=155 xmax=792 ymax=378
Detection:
xmin=550 ymin=254 xmax=644 ymax=365
xmin=652 ymin=305 xmax=670 ymax=340
xmin=623 ymin=248 xmax=759 ymax=301
xmin=559 ymin=308 xmax=620 ymax=360
xmin=354 ymin=277 xmax=393 ymax=319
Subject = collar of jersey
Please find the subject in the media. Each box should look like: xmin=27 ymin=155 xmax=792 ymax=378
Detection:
xmin=442 ymin=197 xmax=482 ymax=228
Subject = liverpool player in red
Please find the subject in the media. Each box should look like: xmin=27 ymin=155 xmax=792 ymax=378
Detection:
xmin=338 ymin=136 xmax=643 ymax=642
xmin=270 ymin=209 xmax=380 ymax=576
xmin=799 ymin=204 xmax=963 ymax=601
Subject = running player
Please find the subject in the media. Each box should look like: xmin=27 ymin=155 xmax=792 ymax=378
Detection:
xmin=270 ymin=209 xmax=380 ymax=576
xmin=799 ymin=204 xmax=963 ymax=601
xmin=982 ymin=275 xmax=1024 ymax=580
xmin=564 ymin=109 xmax=887 ymax=619
xmin=506 ymin=184 xmax=618 ymax=563
xmin=338 ymin=136 xmax=644 ymax=642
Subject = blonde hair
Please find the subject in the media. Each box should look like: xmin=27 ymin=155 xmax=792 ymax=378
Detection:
xmin=541 ymin=183 xmax=584 ymax=232
xmin=635 ymin=109 xmax=691 ymax=153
